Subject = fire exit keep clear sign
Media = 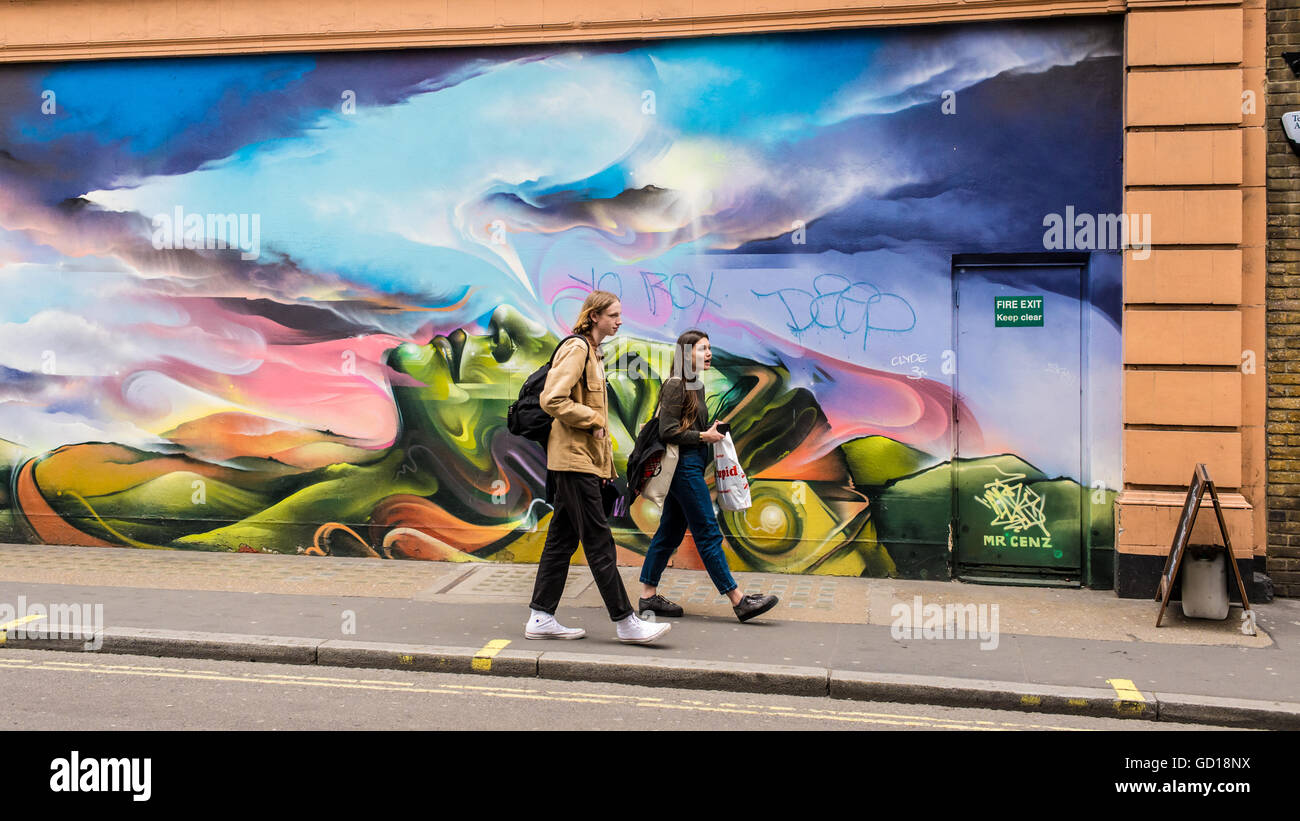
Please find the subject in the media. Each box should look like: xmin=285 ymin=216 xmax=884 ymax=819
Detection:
xmin=995 ymin=295 xmax=1044 ymax=327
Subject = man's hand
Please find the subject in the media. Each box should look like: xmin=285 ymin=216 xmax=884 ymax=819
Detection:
xmin=593 ymin=427 xmax=607 ymax=440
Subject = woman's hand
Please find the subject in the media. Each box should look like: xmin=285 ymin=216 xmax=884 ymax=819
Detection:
xmin=700 ymin=422 xmax=724 ymax=444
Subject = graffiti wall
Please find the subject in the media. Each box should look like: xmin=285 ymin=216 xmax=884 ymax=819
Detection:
xmin=0 ymin=18 xmax=1123 ymax=580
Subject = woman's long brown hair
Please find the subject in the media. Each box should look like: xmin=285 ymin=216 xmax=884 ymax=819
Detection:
xmin=667 ymin=329 xmax=708 ymax=427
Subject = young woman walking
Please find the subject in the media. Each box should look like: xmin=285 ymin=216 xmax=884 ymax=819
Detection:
xmin=637 ymin=330 xmax=779 ymax=623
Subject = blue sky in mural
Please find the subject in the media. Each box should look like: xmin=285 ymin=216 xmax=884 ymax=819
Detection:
xmin=0 ymin=18 xmax=1122 ymax=482
xmin=17 ymin=58 xmax=313 ymax=152
xmin=6 ymin=22 xmax=1121 ymax=306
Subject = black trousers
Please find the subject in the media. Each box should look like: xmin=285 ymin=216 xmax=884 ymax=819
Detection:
xmin=529 ymin=470 xmax=634 ymax=621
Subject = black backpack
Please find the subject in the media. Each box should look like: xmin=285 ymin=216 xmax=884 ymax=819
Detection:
xmin=507 ymin=335 xmax=589 ymax=444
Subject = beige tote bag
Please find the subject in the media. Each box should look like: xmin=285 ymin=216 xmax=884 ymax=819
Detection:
xmin=640 ymin=443 xmax=679 ymax=509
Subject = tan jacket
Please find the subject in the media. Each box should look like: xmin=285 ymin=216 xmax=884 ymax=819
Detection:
xmin=541 ymin=336 xmax=615 ymax=479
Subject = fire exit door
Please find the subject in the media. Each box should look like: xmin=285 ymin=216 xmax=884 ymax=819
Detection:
xmin=951 ymin=256 xmax=1087 ymax=585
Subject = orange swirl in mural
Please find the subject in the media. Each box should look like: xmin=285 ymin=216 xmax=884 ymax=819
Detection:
xmin=380 ymin=528 xmax=485 ymax=562
xmin=370 ymin=494 xmax=522 ymax=555
xmin=310 ymin=523 xmax=379 ymax=558
xmin=715 ymin=368 xmax=778 ymax=426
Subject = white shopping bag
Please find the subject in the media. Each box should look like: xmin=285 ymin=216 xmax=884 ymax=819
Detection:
xmin=641 ymin=444 xmax=679 ymax=509
xmin=714 ymin=432 xmax=751 ymax=511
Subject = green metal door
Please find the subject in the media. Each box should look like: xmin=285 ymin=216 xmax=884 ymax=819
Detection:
xmin=952 ymin=260 xmax=1085 ymax=585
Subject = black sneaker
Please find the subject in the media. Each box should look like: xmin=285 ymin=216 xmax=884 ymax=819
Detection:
xmin=638 ymin=594 xmax=684 ymax=617
xmin=733 ymin=593 xmax=779 ymax=623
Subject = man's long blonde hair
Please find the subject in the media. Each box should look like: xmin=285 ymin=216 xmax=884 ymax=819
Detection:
xmin=572 ymin=290 xmax=619 ymax=336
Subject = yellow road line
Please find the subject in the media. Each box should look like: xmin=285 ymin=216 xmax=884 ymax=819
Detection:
xmin=1107 ymin=678 xmax=1149 ymax=715
xmin=451 ymin=683 xmax=536 ymax=694
xmin=0 ymin=616 xmax=49 ymax=630
xmin=471 ymin=639 xmax=511 ymax=672
xmin=257 ymin=672 xmax=416 ymax=687
xmin=5 ymin=662 xmax=464 ymax=694
xmin=540 ymin=689 xmax=663 ymax=702
xmin=630 ymin=700 xmax=1000 ymax=730
xmin=0 ymin=614 xmax=47 ymax=645
xmin=485 ymin=692 xmax=627 ymax=706
xmin=97 ymin=663 xmax=192 ymax=674
xmin=799 ymin=706 xmax=1089 ymax=731
xmin=1107 ymin=678 xmax=1145 ymax=701
xmin=803 ymin=706 xmax=996 ymax=725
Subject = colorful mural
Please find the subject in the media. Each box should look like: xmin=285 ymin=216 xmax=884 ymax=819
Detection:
xmin=0 ymin=19 xmax=1123 ymax=579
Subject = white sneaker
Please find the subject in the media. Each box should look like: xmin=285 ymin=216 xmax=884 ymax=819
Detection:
xmin=524 ymin=610 xmax=586 ymax=640
xmin=615 ymin=614 xmax=671 ymax=645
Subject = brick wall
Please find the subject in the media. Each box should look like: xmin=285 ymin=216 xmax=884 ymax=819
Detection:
xmin=1267 ymin=0 xmax=1300 ymax=597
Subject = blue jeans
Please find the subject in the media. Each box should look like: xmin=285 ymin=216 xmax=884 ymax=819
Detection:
xmin=639 ymin=444 xmax=738 ymax=595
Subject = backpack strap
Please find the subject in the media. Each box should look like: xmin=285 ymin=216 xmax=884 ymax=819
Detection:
xmin=654 ymin=376 xmax=686 ymax=421
xmin=548 ymin=334 xmax=590 ymax=366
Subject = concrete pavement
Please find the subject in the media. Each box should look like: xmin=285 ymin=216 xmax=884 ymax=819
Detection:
xmin=0 ymin=543 xmax=1296 ymax=728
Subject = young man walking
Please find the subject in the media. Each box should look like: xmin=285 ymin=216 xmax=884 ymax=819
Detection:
xmin=525 ymin=290 xmax=671 ymax=645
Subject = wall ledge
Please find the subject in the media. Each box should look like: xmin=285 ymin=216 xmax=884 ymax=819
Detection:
xmin=0 ymin=0 xmax=1135 ymax=62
